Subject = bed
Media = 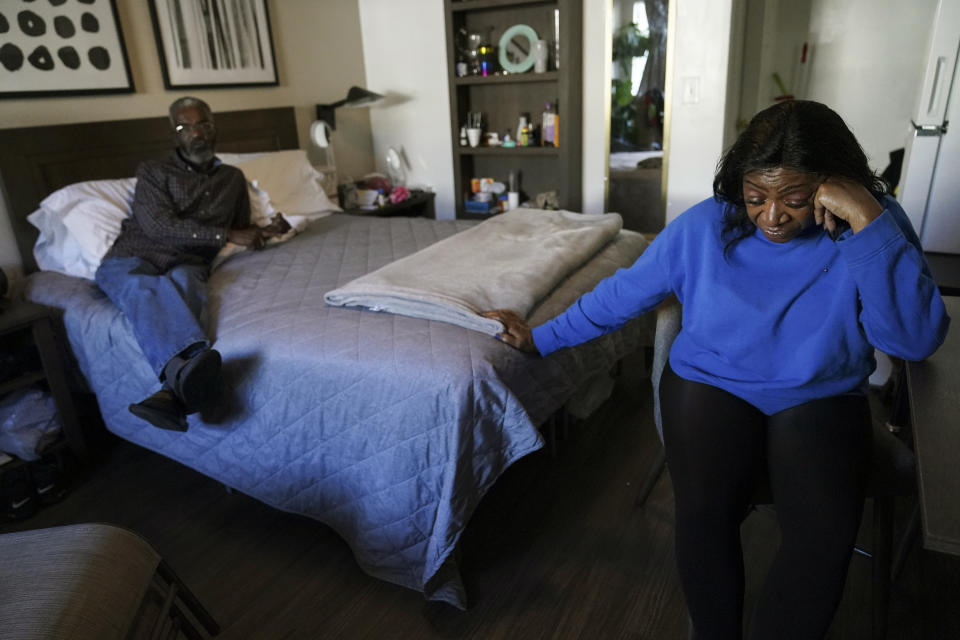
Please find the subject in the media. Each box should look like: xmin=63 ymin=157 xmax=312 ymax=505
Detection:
xmin=0 ymin=107 xmax=652 ymax=608
xmin=608 ymin=150 xmax=665 ymax=234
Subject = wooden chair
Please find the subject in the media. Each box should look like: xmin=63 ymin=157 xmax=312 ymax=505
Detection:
xmin=0 ymin=523 xmax=219 ymax=639
xmin=635 ymin=297 xmax=916 ymax=639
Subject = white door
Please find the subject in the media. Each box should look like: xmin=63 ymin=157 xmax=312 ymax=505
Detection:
xmin=897 ymin=0 xmax=960 ymax=252
xmin=916 ymin=62 xmax=960 ymax=253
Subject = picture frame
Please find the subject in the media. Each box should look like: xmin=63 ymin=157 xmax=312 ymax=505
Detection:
xmin=148 ymin=0 xmax=279 ymax=89
xmin=0 ymin=0 xmax=134 ymax=99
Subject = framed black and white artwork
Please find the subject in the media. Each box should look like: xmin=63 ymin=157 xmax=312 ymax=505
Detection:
xmin=0 ymin=0 xmax=134 ymax=99
xmin=148 ymin=0 xmax=278 ymax=89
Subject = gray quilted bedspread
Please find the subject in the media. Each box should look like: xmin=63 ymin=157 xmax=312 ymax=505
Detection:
xmin=24 ymin=214 xmax=650 ymax=608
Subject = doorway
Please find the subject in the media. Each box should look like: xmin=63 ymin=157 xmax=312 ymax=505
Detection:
xmin=607 ymin=0 xmax=669 ymax=233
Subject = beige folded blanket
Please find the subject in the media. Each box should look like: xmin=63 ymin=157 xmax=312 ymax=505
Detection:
xmin=324 ymin=208 xmax=626 ymax=335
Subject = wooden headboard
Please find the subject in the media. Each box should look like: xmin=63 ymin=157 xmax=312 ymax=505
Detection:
xmin=0 ymin=106 xmax=299 ymax=273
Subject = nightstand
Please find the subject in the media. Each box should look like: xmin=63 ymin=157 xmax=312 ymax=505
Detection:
xmin=338 ymin=189 xmax=437 ymax=219
xmin=0 ymin=299 xmax=88 ymax=464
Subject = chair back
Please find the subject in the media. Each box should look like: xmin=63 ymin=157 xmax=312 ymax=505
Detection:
xmin=651 ymin=296 xmax=682 ymax=441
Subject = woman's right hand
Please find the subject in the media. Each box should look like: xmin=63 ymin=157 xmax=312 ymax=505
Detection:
xmin=481 ymin=309 xmax=539 ymax=354
xmin=812 ymin=176 xmax=883 ymax=234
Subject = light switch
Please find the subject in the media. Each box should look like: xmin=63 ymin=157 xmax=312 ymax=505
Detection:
xmin=681 ymin=76 xmax=700 ymax=104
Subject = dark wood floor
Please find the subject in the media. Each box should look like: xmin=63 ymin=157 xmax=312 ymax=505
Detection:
xmin=1 ymin=375 xmax=927 ymax=639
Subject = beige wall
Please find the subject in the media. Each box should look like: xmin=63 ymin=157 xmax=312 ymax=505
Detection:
xmin=664 ymin=0 xmax=735 ymax=223
xmin=731 ymin=0 xmax=936 ymax=170
xmin=803 ymin=0 xmax=937 ymax=168
xmin=0 ymin=0 xmax=376 ymax=280
xmin=358 ymin=0 xmax=455 ymax=217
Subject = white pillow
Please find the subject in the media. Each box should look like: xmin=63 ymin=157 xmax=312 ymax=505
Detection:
xmin=28 ymin=207 xmax=83 ymax=277
xmin=29 ymin=178 xmax=136 ymax=280
xmin=59 ymin=179 xmax=136 ymax=268
xmin=246 ymin=181 xmax=277 ymax=225
xmin=218 ymin=149 xmax=340 ymax=216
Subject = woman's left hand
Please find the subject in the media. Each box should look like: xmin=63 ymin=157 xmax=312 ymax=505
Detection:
xmin=481 ymin=309 xmax=539 ymax=354
xmin=813 ymin=177 xmax=884 ymax=235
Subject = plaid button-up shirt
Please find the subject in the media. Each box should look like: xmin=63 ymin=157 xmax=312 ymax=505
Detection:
xmin=105 ymin=150 xmax=250 ymax=271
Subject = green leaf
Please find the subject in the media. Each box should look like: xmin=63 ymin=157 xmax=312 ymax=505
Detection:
xmin=614 ymin=80 xmax=634 ymax=107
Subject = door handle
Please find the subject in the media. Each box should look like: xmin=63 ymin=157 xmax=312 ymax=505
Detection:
xmin=911 ymin=120 xmax=946 ymax=136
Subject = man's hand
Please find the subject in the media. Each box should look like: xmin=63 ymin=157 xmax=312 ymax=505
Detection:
xmin=260 ymin=212 xmax=292 ymax=238
xmin=227 ymin=226 xmax=265 ymax=250
xmin=481 ymin=309 xmax=539 ymax=354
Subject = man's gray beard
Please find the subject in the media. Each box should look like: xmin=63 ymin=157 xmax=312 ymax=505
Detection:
xmin=183 ymin=145 xmax=215 ymax=166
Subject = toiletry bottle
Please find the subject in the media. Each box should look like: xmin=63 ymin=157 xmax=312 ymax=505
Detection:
xmin=542 ymin=102 xmax=555 ymax=147
xmin=552 ymin=101 xmax=559 ymax=148
xmin=460 ymin=126 xmax=467 ymax=146
xmin=507 ymin=171 xmax=519 ymax=211
xmin=516 ymin=115 xmax=528 ymax=147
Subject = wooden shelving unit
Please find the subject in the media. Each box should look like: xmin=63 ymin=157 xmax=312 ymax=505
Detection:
xmin=453 ymin=71 xmax=560 ymax=85
xmin=450 ymin=0 xmax=557 ymax=13
xmin=457 ymin=146 xmax=561 ymax=156
xmin=444 ymin=0 xmax=582 ymax=219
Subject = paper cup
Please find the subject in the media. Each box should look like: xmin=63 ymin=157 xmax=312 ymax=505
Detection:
xmin=466 ymin=128 xmax=482 ymax=148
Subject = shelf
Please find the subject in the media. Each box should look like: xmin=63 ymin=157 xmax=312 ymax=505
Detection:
xmin=0 ymin=370 xmax=45 ymax=397
xmin=451 ymin=0 xmax=555 ymax=12
xmin=454 ymin=71 xmax=559 ymax=85
xmin=446 ymin=0 xmax=581 ymax=220
xmin=0 ymin=435 xmax=68 ymax=474
xmin=458 ymin=146 xmax=560 ymax=156
xmin=0 ymin=300 xmax=88 ymax=462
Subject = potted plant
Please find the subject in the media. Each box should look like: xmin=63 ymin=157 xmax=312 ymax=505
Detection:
xmin=611 ymin=23 xmax=650 ymax=149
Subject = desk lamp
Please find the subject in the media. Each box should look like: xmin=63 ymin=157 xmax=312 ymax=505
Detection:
xmin=315 ymin=86 xmax=385 ymax=131
xmin=311 ymin=86 xmax=386 ymax=194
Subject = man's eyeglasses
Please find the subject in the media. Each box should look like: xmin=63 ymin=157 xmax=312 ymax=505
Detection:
xmin=174 ymin=121 xmax=216 ymax=135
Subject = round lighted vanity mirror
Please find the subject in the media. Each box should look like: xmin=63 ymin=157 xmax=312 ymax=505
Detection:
xmin=498 ymin=24 xmax=538 ymax=74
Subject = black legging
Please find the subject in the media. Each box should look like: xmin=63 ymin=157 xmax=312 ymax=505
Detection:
xmin=659 ymin=363 xmax=872 ymax=640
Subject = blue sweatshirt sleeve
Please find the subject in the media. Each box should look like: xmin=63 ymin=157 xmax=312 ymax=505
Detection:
xmin=531 ymin=229 xmax=676 ymax=356
xmin=836 ymin=196 xmax=949 ymax=360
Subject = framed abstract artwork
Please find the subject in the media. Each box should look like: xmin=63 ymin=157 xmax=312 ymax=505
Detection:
xmin=148 ymin=0 xmax=278 ymax=89
xmin=0 ymin=0 xmax=134 ymax=99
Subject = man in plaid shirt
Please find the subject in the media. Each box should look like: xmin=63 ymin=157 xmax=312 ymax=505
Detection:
xmin=96 ymin=97 xmax=268 ymax=432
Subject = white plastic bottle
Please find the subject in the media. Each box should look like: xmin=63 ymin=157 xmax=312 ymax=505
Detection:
xmin=516 ymin=115 xmax=528 ymax=147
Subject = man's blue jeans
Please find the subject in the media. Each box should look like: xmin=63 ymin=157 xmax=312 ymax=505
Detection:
xmin=95 ymin=256 xmax=210 ymax=378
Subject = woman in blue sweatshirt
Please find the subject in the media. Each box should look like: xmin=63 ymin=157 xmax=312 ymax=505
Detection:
xmin=485 ymin=100 xmax=949 ymax=639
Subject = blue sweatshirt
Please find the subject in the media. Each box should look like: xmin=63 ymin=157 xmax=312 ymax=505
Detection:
xmin=532 ymin=196 xmax=949 ymax=415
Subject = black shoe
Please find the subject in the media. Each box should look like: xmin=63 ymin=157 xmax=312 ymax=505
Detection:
xmin=2 ymin=466 xmax=37 ymax=521
xmin=129 ymin=389 xmax=189 ymax=432
xmin=31 ymin=456 xmax=68 ymax=506
xmin=167 ymin=348 xmax=222 ymax=414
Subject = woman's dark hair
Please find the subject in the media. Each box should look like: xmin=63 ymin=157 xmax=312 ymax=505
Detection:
xmin=713 ymin=100 xmax=888 ymax=252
